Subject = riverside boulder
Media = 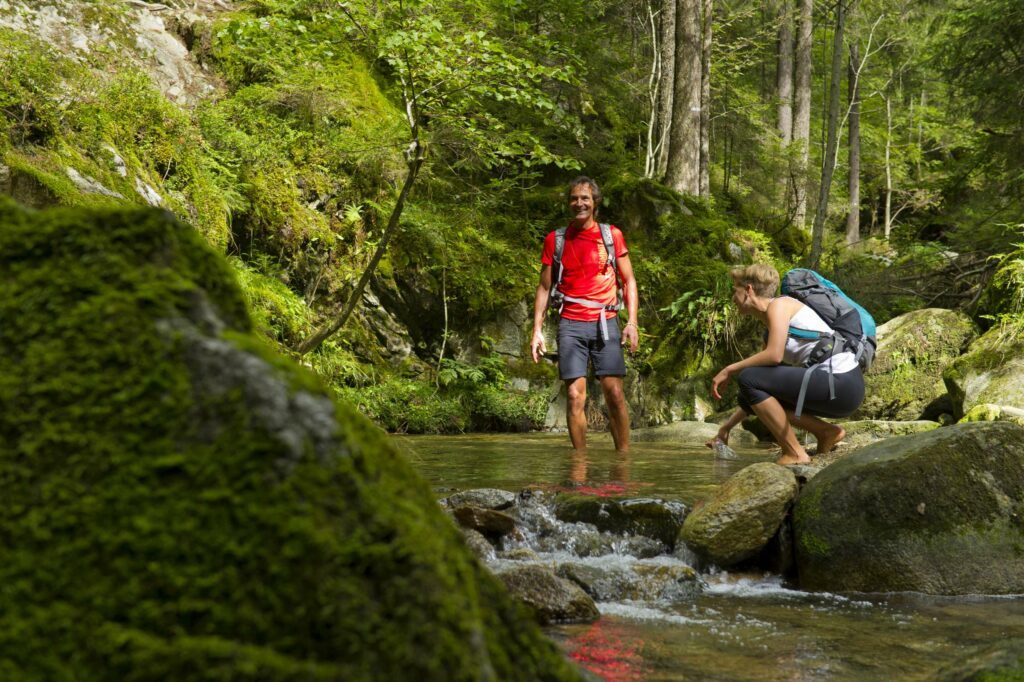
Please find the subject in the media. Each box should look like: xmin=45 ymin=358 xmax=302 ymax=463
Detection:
xmin=793 ymin=421 xmax=1024 ymax=594
xmin=853 ymin=308 xmax=977 ymax=421
xmin=944 ymin=325 xmax=1024 ymax=419
xmin=0 ymin=201 xmax=582 ymax=680
xmin=679 ymin=463 xmax=799 ymax=567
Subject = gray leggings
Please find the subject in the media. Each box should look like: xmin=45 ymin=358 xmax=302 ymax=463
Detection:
xmin=737 ymin=365 xmax=864 ymax=419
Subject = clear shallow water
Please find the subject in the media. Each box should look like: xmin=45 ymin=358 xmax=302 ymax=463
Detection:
xmin=396 ymin=432 xmax=1024 ymax=681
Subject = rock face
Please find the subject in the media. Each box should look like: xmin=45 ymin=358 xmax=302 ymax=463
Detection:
xmin=854 ymin=308 xmax=977 ymax=421
xmin=0 ymin=201 xmax=581 ymax=680
xmin=944 ymin=326 xmax=1024 ymax=419
xmin=793 ymin=421 xmax=1024 ymax=595
xmin=679 ymin=463 xmax=798 ymax=567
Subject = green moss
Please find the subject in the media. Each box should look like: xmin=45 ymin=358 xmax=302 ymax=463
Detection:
xmin=0 ymin=201 xmax=581 ymax=680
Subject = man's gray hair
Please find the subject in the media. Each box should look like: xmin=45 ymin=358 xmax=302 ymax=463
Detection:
xmin=567 ymin=176 xmax=602 ymax=206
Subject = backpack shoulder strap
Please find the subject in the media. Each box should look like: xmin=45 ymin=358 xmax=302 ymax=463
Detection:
xmin=598 ymin=223 xmax=617 ymax=272
xmin=553 ymin=227 xmax=567 ymax=285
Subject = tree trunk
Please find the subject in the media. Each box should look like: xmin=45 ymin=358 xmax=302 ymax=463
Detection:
xmin=776 ymin=0 xmax=794 ymax=144
xmin=809 ymin=0 xmax=846 ymax=266
xmin=792 ymin=0 xmax=813 ymax=228
xmin=665 ymin=0 xmax=701 ymax=195
xmin=656 ymin=0 xmax=677 ymax=178
xmin=699 ymin=0 xmax=713 ymax=197
xmin=295 ymin=149 xmax=424 ymax=356
xmin=846 ymin=40 xmax=860 ymax=245
xmin=645 ymin=2 xmax=662 ymax=178
xmin=884 ymin=93 xmax=893 ymax=239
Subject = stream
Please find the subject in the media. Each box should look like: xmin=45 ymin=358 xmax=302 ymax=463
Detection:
xmin=396 ymin=432 xmax=1024 ymax=681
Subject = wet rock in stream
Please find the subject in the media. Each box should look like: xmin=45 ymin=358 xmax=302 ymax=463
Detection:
xmin=496 ymin=565 xmax=600 ymax=625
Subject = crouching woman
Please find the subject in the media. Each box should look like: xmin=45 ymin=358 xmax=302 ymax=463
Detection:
xmin=708 ymin=264 xmax=864 ymax=465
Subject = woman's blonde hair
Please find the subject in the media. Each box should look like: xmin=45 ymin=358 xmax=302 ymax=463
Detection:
xmin=730 ymin=264 xmax=779 ymax=298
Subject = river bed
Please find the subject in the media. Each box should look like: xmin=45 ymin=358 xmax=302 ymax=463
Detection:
xmin=396 ymin=432 xmax=1024 ymax=681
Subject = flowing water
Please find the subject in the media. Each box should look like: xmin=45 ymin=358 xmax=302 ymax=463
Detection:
xmin=396 ymin=432 xmax=1024 ymax=681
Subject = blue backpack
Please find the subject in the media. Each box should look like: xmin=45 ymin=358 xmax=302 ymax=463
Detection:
xmin=780 ymin=268 xmax=877 ymax=415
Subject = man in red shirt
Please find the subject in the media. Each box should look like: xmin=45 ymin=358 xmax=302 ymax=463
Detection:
xmin=530 ymin=177 xmax=639 ymax=452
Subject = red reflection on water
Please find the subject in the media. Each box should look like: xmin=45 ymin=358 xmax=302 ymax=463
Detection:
xmin=566 ymin=620 xmax=645 ymax=681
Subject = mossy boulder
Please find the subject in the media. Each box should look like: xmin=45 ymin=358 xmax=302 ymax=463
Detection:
xmin=793 ymin=421 xmax=1024 ymax=594
xmin=495 ymin=565 xmax=600 ymax=625
xmin=556 ymin=561 xmax=699 ymax=602
xmin=0 ymin=201 xmax=582 ymax=680
xmin=837 ymin=419 xmax=941 ymax=449
xmin=552 ymin=496 xmax=688 ymax=548
xmin=679 ymin=463 xmax=798 ymax=567
xmin=944 ymin=326 xmax=1024 ymax=419
xmin=853 ymin=308 xmax=977 ymax=421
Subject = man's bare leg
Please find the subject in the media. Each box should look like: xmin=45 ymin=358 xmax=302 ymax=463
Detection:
xmin=600 ymin=375 xmax=630 ymax=453
xmin=749 ymin=397 xmax=810 ymax=465
xmin=785 ymin=409 xmax=846 ymax=454
xmin=566 ymin=377 xmax=588 ymax=451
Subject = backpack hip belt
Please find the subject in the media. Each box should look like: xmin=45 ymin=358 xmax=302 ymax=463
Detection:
xmin=560 ymin=295 xmax=622 ymax=342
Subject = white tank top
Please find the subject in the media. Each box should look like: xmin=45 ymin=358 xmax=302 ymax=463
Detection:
xmin=782 ymin=299 xmax=859 ymax=373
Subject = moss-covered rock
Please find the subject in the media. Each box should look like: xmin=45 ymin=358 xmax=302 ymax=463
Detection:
xmin=0 ymin=201 xmax=582 ymax=680
xmin=854 ymin=308 xmax=977 ymax=421
xmin=944 ymin=325 xmax=1024 ymax=419
xmin=495 ymin=566 xmax=600 ymax=625
xmin=552 ymin=496 xmax=688 ymax=548
xmin=793 ymin=421 xmax=1024 ymax=594
xmin=679 ymin=463 xmax=798 ymax=567
xmin=556 ymin=561 xmax=699 ymax=602
xmin=837 ymin=419 xmax=941 ymax=449
xmin=961 ymin=403 xmax=1024 ymax=427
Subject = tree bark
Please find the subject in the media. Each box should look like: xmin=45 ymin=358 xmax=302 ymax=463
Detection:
xmin=792 ymin=0 xmax=813 ymax=228
xmin=810 ymin=0 xmax=846 ymax=266
xmin=645 ymin=2 xmax=662 ymax=178
xmin=656 ymin=0 xmax=677 ymax=178
xmin=295 ymin=147 xmax=424 ymax=356
xmin=699 ymin=0 xmax=713 ymax=197
xmin=884 ymin=93 xmax=893 ymax=239
xmin=665 ymin=0 xmax=701 ymax=195
xmin=776 ymin=0 xmax=794 ymax=144
xmin=846 ymin=40 xmax=861 ymax=245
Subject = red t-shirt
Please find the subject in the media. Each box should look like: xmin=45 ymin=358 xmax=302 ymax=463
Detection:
xmin=541 ymin=223 xmax=628 ymax=321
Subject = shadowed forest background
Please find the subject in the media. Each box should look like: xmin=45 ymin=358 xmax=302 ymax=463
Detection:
xmin=2 ymin=0 xmax=1023 ymax=433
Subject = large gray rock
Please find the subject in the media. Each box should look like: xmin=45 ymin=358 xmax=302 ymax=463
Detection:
xmin=679 ymin=463 xmax=799 ymax=567
xmin=496 ymin=565 xmax=600 ymax=625
xmin=793 ymin=421 xmax=1024 ymax=594
xmin=854 ymin=308 xmax=977 ymax=420
xmin=944 ymin=326 xmax=1024 ymax=419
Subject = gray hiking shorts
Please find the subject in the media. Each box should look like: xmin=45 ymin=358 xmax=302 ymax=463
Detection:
xmin=557 ymin=317 xmax=626 ymax=380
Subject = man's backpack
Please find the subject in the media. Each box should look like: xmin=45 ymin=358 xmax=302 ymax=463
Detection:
xmin=780 ymin=268 xmax=877 ymax=416
xmin=549 ymin=223 xmax=623 ymax=341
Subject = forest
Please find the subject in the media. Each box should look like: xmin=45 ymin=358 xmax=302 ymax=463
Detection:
xmin=1 ymin=0 xmax=1023 ymax=431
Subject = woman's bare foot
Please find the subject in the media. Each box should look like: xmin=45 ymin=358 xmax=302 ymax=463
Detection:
xmin=776 ymin=452 xmax=812 ymax=465
xmin=817 ymin=425 xmax=846 ymax=455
